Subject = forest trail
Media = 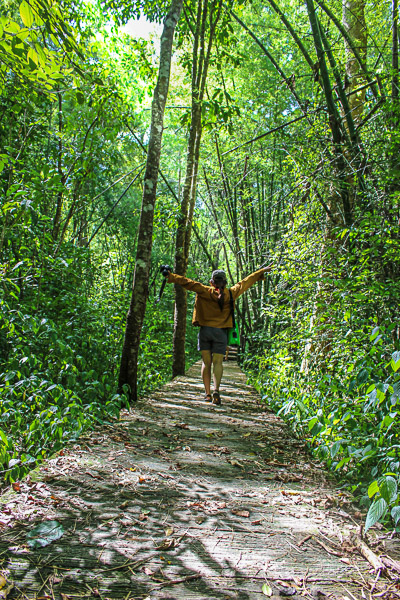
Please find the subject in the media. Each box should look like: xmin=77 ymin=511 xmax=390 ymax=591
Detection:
xmin=1 ymin=361 xmax=398 ymax=600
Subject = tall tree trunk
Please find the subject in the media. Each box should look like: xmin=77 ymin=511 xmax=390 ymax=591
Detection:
xmin=172 ymin=0 xmax=221 ymax=377
xmin=52 ymin=91 xmax=65 ymax=240
xmin=118 ymin=0 xmax=182 ymax=401
xmin=392 ymin=0 xmax=399 ymax=104
xmin=343 ymin=0 xmax=367 ymax=125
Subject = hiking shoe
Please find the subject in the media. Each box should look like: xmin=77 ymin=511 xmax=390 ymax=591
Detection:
xmin=205 ymin=394 xmax=212 ymax=402
xmin=212 ymin=391 xmax=221 ymax=405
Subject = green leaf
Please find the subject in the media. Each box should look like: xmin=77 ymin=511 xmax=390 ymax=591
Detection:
xmin=391 ymin=351 xmax=400 ymax=372
xmin=76 ymin=90 xmax=85 ymax=105
xmin=357 ymin=369 xmax=369 ymax=385
xmin=370 ymin=326 xmax=380 ymax=341
xmin=0 ymin=429 xmax=9 ymax=447
xmin=262 ymin=583 xmax=272 ymax=597
xmin=380 ymin=476 xmax=398 ymax=504
xmin=308 ymin=416 xmax=318 ymax=431
xmin=27 ymin=520 xmax=64 ymax=548
xmin=367 ymin=480 xmax=379 ymax=499
xmin=365 ymin=498 xmax=388 ymax=532
xmin=330 ymin=440 xmax=341 ymax=459
xmin=19 ymin=1 xmax=34 ymax=27
xmin=391 ymin=506 xmax=400 ymax=525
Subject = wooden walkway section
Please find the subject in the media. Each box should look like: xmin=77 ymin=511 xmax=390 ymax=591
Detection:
xmin=0 ymin=361 xmax=395 ymax=599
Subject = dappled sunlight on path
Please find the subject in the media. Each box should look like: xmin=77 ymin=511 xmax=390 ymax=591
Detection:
xmin=0 ymin=362 xmax=396 ymax=599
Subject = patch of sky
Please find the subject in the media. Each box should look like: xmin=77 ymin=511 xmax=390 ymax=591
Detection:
xmin=122 ymin=17 xmax=162 ymax=40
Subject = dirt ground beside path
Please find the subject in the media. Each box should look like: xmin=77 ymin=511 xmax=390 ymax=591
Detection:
xmin=1 ymin=361 xmax=400 ymax=600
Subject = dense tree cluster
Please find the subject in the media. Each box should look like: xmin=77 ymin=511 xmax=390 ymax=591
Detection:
xmin=0 ymin=0 xmax=399 ymax=530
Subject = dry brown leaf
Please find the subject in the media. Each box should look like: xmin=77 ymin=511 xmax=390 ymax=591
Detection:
xmin=11 ymin=482 xmax=21 ymax=493
xmin=232 ymin=509 xmax=250 ymax=518
xmin=195 ymin=516 xmax=205 ymax=524
xmin=0 ymin=575 xmax=14 ymax=600
xmin=156 ymin=538 xmax=175 ymax=551
xmin=228 ymin=459 xmax=244 ymax=468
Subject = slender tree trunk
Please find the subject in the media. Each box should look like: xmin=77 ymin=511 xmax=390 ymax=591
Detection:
xmin=118 ymin=0 xmax=183 ymax=401
xmin=393 ymin=0 xmax=399 ymax=103
xmin=52 ymin=91 xmax=65 ymax=240
xmin=343 ymin=0 xmax=367 ymax=124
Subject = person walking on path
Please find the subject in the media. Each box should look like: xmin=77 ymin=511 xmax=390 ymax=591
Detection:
xmin=164 ymin=266 xmax=272 ymax=405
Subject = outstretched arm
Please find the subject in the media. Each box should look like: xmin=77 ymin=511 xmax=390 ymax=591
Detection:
xmin=230 ymin=265 xmax=273 ymax=299
xmin=166 ymin=272 xmax=210 ymax=296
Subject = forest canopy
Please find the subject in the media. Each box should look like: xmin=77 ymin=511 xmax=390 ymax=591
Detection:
xmin=0 ymin=0 xmax=399 ymax=532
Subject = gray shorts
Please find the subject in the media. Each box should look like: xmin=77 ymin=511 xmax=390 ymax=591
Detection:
xmin=197 ymin=326 xmax=228 ymax=355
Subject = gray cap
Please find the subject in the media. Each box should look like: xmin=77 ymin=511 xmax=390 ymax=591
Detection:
xmin=211 ymin=269 xmax=227 ymax=282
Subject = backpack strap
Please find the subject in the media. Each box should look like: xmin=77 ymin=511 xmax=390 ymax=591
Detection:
xmin=229 ymin=290 xmax=236 ymax=329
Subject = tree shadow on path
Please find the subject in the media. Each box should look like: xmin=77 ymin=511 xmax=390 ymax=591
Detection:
xmin=0 ymin=362 xmax=387 ymax=599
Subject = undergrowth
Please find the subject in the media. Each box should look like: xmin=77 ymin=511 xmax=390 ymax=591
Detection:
xmin=244 ymin=323 xmax=400 ymax=532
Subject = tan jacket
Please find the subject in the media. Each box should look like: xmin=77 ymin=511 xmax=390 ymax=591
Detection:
xmin=167 ymin=268 xmax=265 ymax=328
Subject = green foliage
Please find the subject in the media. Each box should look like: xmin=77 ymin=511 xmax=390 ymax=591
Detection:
xmin=245 ymin=209 xmax=400 ymax=530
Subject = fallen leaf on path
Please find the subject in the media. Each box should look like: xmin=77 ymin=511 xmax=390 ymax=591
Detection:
xmin=340 ymin=557 xmax=351 ymax=565
xmin=27 ymin=520 xmax=64 ymax=549
xmin=262 ymin=583 xmax=272 ymax=596
xmin=232 ymin=509 xmax=250 ymax=518
xmin=0 ymin=574 xmax=13 ymax=599
xmin=228 ymin=459 xmax=244 ymax=468
xmin=275 ymin=581 xmax=298 ymax=596
xmin=195 ymin=516 xmax=205 ymax=524
xmin=11 ymin=482 xmax=21 ymax=493
xmin=164 ymin=526 xmax=174 ymax=536
xmin=156 ymin=538 xmax=175 ymax=550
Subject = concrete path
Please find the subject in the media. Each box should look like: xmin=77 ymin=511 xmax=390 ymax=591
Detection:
xmin=0 ymin=361 xmax=397 ymax=599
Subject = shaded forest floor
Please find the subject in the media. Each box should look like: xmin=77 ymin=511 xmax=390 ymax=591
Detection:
xmin=1 ymin=361 xmax=400 ymax=599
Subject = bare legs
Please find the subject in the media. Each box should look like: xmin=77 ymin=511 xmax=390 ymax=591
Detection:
xmin=212 ymin=353 xmax=224 ymax=391
xmin=200 ymin=350 xmax=224 ymax=396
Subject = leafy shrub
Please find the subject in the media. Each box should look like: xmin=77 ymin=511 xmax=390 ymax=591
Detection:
xmin=245 ymin=322 xmax=400 ymax=531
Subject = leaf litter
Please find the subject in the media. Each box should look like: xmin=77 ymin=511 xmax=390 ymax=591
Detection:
xmin=1 ymin=361 xmax=400 ymax=599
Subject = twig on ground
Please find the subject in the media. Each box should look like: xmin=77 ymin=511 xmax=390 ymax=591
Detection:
xmin=373 ymin=581 xmax=399 ymax=597
xmin=97 ymin=559 xmax=136 ymax=573
xmin=298 ymin=534 xmax=312 ymax=547
xmin=352 ymin=535 xmax=385 ymax=572
xmin=369 ymin=569 xmax=382 ymax=595
xmin=381 ymin=555 xmax=400 ymax=575
xmin=341 ymin=584 xmax=358 ymax=600
xmin=287 ymin=540 xmax=304 ymax=553
xmin=314 ymin=536 xmax=343 ymax=557
xmin=150 ymin=573 xmax=201 ymax=590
